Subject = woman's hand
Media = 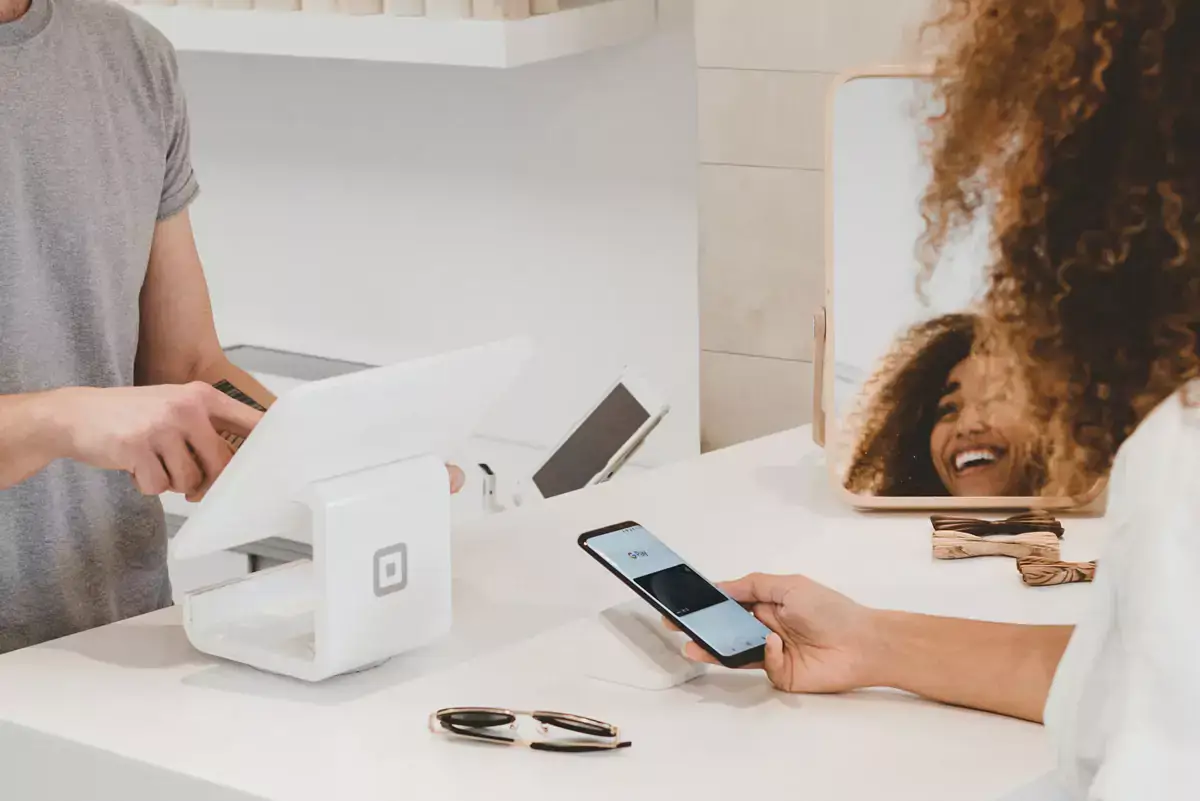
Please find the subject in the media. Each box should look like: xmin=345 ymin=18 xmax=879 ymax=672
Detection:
xmin=669 ymin=572 xmax=1071 ymax=721
xmin=671 ymin=573 xmax=882 ymax=694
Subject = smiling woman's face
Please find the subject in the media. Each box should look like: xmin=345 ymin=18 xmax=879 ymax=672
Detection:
xmin=929 ymin=354 xmax=1028 ymax=496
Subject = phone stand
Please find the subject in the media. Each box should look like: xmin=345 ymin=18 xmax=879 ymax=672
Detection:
xmin=566 ymin=599 xmax=706 ymax=690
xmin=181 ymin=455 xmax=451 ymax=682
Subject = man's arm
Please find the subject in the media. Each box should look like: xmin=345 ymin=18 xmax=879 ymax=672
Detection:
xmin=0 ymin=212 xmax=268 ymax=495
xmin=134 ymin=210 xmax=276 ymax=409
xmin=0 ymin=384 xmax=261 ymax=494
xmin=0 ymin=393 xmax=71 ymax=489
xmin=134 ymin=211 xmax=466 ymax=495
xmin=868 ymin=613 xmax=1072 ymax=723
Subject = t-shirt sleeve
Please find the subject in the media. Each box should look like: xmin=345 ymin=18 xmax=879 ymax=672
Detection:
xmin=157 ymin=45 xmax=199 ymax=221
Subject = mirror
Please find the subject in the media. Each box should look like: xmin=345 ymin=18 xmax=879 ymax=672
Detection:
xmin=823 ymin=71 xmax=1104 ymax=510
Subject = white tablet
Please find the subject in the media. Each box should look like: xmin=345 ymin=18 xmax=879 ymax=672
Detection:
xmin=171 ymin=337 xmax=533 ymax=561
xmin=515 ymin=370 xmax=669 ymax=503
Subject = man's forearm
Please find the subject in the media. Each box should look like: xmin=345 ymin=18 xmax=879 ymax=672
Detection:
xmin=0 ymin=392 xmax=71 ymax=489
xmin=867 ymin=612 xmax=1072 ymax=723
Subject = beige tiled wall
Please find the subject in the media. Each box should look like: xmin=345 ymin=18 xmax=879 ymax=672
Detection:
xmin=696 ymin=0 xmax=935 ymax=451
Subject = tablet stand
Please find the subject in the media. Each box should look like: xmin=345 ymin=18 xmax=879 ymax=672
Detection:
xmin=173 ymin=337 xmax=531 ymax=682
xmin=570 ymin=599 xmax=706 ymax=690
xmin=182 ymin=454 xmax=452 ymax=683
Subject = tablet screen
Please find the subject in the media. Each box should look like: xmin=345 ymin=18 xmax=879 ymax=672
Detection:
xmin=532 ymin=383 xmax=650 ymax=498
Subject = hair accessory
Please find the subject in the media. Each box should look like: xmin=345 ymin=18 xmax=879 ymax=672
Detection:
xmin=931 ymin=511 xmax=1064 ymax=561
xmin=933 ymin=530 xmax=1061 ymax=560
xmin=931 ymin=511 xmax=1065 ymax=538
xmin=1017 ymin=557 xmax=1097 ymax=586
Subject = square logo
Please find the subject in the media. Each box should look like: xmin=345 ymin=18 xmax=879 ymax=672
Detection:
xmin=373 ymin=543 xmax=408 ymax=597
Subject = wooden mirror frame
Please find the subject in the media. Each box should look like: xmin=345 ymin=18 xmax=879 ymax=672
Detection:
xmin=814 ymin=67 xmax=1107 ymax=513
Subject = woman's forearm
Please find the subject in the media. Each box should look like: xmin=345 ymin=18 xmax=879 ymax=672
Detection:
xmin=866 ymin=611 xmax=1073 ymax=722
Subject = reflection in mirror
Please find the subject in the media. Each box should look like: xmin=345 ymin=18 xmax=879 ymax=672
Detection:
xmin=829 ymin=73 xmax=1073 ymax=504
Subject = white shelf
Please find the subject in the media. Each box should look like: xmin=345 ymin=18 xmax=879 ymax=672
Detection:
xmin=130 ymin=0 xmax=657 ymax=67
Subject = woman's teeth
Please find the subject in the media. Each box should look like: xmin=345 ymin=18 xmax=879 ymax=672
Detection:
xmin=954 ymin=449 xmax=998 ymax=472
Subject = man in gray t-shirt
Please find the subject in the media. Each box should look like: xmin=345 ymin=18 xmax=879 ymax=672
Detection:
xmin=0 ymin=0 xmax=466 ymax=655
xmin=0 ymin=0 xmax=275 ymax=653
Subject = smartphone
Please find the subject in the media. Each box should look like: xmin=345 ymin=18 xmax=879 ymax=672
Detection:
xmin=578 ymin=521 xmax=770 ymax=668
xmin=516 ymin=371 xmax=669 ymax=504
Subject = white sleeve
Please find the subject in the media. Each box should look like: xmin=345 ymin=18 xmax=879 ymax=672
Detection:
xmin=1086 ymin=400 xmax=1200 ymax=800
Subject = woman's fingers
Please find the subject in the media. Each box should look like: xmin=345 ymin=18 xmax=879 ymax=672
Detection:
xmin=678 ymin=635 xmax=766 ymax=671
xmin=718 ymin=573 xmax=798 ymax=606
xmin=682 ymin=641 xmax=721 ymax=665
xmin=763 ymin=633 xmax=787 ymax=683
xmin=752 ymin=602 xmax=785 ymax=635
xmin=667 ymin=608 xmax=777 ymax=672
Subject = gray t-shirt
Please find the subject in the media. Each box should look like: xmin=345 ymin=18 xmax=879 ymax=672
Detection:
xmin=0 ymin=0 xmax=199 ymax=653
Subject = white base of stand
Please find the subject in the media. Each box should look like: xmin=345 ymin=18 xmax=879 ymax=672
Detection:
xmin=342 ymin=658 xmax=392 ymax=675
xmin=565 ymin=599 xmax=705 ymax=690
xmin=181 ymin=455 xmax=452 ymax=682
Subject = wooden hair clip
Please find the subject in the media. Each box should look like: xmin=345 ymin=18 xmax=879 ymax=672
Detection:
xmin=931 ymin=511 xmax=1065 ymax=538
xmin=933 ymin=530 xmax=1061 ymax=560
xmin=1017 ymin=558 xmax=1097 ymax=587
xmin=932 ymin=511 xmax=1064 ymax=561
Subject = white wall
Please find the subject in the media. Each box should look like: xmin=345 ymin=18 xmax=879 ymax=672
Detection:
xmin=830 ymin=74 xmax=988 ymax=414
xmin=178 ymin=9 xmax=700 ymax=465
xmin=694 ymin=0 xmax=938 ymax=449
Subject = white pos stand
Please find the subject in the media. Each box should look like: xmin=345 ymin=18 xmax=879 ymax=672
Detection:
xmin=170 ymin=338 xmax=533 ymax=682
xmin=566 ymin=599 xmax=705 ymax=691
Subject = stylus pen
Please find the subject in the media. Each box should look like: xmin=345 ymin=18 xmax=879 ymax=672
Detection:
xmin=592 ymin=410 xmax=667 ymax=485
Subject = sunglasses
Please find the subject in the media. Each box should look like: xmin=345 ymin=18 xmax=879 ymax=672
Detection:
xmin=429 ymin=708 xmax=631 ymax=753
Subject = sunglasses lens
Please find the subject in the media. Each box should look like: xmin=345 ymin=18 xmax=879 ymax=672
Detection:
xmin=534 ymin=714 xmax=615 ymax=738
xmin=441 ymin=710 xmax=515 ymax=729
xmin=531 ymin=742 xmax=624 ymax=753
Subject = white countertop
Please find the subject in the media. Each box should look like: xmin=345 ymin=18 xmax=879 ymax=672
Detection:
xmin=0 ymin=427 xmax=1107 ymax=801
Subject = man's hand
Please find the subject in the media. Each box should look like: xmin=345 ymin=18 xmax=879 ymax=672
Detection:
xmin=446 ymin=464 xmax=466 ymax=495
xmin=668 ymin=573 xmax=880 ymax=694
xmin=49 ymin=383 xmax=262 ymax=499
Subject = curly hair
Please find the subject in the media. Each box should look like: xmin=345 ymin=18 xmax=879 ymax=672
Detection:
xmin=918 ymin=1 xmax=1200 ymax=497
xmin=844 ymin=313 xmax=980 ymax=496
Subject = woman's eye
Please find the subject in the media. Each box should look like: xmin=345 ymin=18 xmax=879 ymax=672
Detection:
xmin=937 ymin=403 xmax=958 ymax=420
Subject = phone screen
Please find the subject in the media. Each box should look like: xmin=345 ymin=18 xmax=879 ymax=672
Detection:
xmin=533 ymin=383 xmax=650 ymax=499
xmin=581 ymin=523 xmax=770 ymax=663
